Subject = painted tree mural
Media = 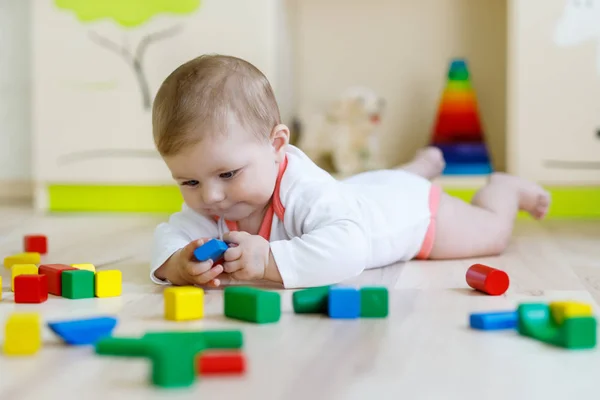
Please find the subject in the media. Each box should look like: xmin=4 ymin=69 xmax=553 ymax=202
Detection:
xmin=55 ymin=0 xmax=201 ymax=109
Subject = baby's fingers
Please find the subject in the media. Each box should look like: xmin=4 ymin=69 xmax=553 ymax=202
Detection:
xmin=189 ymin=264 xmax=224 ymax=285
xmin=224 ymin=246 xmax=242 ymax=262
xmin=185 ymin=259 xmax=213 ymax=276
xmin=223 ymin=260 xmax=244 ymax=274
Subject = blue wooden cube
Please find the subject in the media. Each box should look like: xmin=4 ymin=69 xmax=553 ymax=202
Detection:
xmin=193 ymin=239 xmax=228 ymax=262
xmin=328 ymin=287 xmax=360 ymax=319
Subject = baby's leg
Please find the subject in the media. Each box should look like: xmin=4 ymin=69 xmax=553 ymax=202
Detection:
xmin=428 ymin=173 xmax=551 ymax=259
xmin=397 ymin=146 xmax=445 ymax=180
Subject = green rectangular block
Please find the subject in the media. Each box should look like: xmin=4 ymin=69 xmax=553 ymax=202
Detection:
xmin=62 ymin=270 xmax=95 ymax=299
xmin=292 ymin=286 xmax=330 ymax=314
xmin=224 ymin=286 xmax=281 ymax=323
xmin=360 ymin=287 xmax=388 ymax=318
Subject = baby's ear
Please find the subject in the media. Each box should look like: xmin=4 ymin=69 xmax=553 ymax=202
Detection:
xmin=270 ymin=124 xmax=290 ymax=159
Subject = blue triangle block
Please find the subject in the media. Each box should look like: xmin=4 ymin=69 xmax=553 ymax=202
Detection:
xmin=48 ymin=316 xmax=117 ymax=345
xmin=193 ymin=238 xmax=228 ymax=262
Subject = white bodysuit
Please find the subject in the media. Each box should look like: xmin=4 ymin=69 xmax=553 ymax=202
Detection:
xmin=150 ymin=145 xmax=441 ymax=288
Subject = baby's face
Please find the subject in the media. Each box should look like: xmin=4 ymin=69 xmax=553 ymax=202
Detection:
xmin=164 ymin=118 xmax=284 ymax=222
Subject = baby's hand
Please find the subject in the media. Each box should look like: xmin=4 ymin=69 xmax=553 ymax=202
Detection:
xmin=166 ymin=238 xmax=224 ymax=286
xmin=221 ymin=231 xmax=270 ymax=281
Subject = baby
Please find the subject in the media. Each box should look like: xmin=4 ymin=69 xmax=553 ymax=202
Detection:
xmin=149 ymin=54 xmax=551 ymax=289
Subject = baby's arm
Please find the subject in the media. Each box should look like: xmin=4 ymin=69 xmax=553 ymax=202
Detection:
xmin=150 ymin=204 xmax=220 ymax=285
xmin=269 ymin=183 xmax=370 ymax=288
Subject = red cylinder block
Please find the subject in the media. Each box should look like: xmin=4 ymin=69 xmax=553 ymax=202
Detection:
xmin=466 ymin=264 xmax=509 ymax=295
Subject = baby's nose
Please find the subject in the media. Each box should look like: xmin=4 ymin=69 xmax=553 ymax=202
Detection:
xmin=202 ymin=186 xmax=225 ymax=205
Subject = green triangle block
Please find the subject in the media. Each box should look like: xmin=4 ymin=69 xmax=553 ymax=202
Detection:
xmin=292 ymin=286 xmax=330 ymax=314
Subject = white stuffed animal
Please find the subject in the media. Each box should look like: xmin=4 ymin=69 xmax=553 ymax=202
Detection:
xmin=298 ymin=86 xmax=385 ymax=176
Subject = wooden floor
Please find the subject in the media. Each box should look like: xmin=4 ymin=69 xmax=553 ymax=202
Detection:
xmin=0 ymin=203 xmax=599 ymax=399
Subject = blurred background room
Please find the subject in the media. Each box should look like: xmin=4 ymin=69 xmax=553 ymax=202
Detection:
xmin=0 ymin=0 xmax=598 ymax=216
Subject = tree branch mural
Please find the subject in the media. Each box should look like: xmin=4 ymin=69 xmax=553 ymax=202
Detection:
xmin=54 ymin=0 xmax=201 ymax=110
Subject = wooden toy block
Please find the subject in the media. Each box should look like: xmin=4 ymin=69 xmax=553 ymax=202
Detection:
xmin=3 ymin=313 xmax=41 ymax=356
xmin=4 ymin=252 xmax=40 ymax=269
xmin=193 ymin=238 xmax=228 ymax=262
xmin=292 ymin=286 xmax=330 ymax=313
xmin=164 ymin=286 xmax=204 ymax=321
xmin=48 ymin=316 xmax=117 ymax=345
xmin=555 ymin=316 xmax=597 ymax=349
xmin=24 ymin=234 xmax=47 ymax=254
xmin=466 ymin=263 xmax=509 ymax=296
xmin=14 ymin=275 xmax=48 ymax=303
xmin=469 ymin=310 xmax=518 ymax=330
xmin=195 ymin=330 xmax=244 ymax=349
xmin=95 ymin=270 xmax=122 ymax=298
xmin=11 ymin=264 xmax=38 ymax=291
xmin=62 ymin=270 xmax=95 ymax=299
xmin=96 ymin=330 xmax=242 ymax=388
xmin=224 ymin=286 xmax=281 ymax=323
xmin=71 ymin=263 xmax=96 ymax=273
xmin=550 ymin=301 xmax=593 ymax=325
xmin=517 ymin=303 xmax=596 ymax=349
xmin=198 ymin=351 xmax=246 ymax=375
xmin=39 ymin=264 xmax=77 ymax=296
xmin=360 ymin=286 xmax=389 ymax=318
xmin=328 ymin=287 xmax=360 ymax=319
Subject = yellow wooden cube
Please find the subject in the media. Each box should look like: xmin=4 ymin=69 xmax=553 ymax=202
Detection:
xmin=550 ymin=301 xmax=593 ymax=325
xmin=3 ymin=313 xmax=41 ymax=356
xmin=164 ymin=286 xmax=204 ymax=321
xmin=11 ymin=264 xmax=38 ymax=292
xmin=95 ymin=270 xmax=122 ymax=297
xmin=72 ymin=263 xmax=96 ymax=273
xmin=4 ymin=252 xmax=40 ymax=269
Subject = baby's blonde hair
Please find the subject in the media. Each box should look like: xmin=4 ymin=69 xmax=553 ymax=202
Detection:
xmin=152 ymin=54 xmax=281 ymax=156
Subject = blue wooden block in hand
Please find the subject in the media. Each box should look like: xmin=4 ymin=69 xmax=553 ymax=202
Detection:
xmin=469 ymin=310 xmax=517 ymax=330
xmin=328 ymin=287 xmax=360 ymax=319
xmin=193 ymin=239 xmax=229 ymax=262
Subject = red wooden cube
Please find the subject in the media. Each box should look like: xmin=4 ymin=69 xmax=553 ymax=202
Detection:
xmin=14 ymin=275 xmax=48 ymax=303
xmin=24 ymin=234 xmax=48 ymax=254
xmin=39 ymin=264 xmax=77 ymax=296
xmin=197 ymin=351 xmax=246 ymax=375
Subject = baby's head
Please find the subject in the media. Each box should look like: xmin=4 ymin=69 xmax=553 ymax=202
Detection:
xmin=152 ymin=54 xmax=289 ymax=221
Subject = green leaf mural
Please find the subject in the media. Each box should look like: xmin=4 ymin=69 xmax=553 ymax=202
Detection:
xmin=55 ymin=0 xmax=201 ymax=109
xmin=55 ymin=0 xmax=201 ymax=28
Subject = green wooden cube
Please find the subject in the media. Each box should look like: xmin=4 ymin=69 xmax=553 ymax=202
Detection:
xmin=360 ymin=287 xmax=388 ymax=318
xmin=292 ymin=286 xmax=330 ymax=314
xmin=62 ymin=270 xmax=94 ymax=299
xmin=224 ymin=286 xmax=281 ymax=323
xmin=556 ymin=317 xmax=597 ymax=349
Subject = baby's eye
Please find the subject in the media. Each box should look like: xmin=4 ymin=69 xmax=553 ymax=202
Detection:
xmin=219 ymin=169 xmax=239 ymax=180
xmin=181 ymin=180 xmax=199 ymax=187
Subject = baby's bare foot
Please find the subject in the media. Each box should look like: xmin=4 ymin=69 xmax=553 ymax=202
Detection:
xmin=490 ymin=173 xmax=551 ymax=219
xmin=400 ymin=146 xmax=446 ymax=180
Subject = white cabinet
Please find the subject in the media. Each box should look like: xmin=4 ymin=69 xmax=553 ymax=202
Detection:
xmin=508 ymin=0 xmax=600 ymax=184
xmin=32 ymin=0 xmax=292 ymax=209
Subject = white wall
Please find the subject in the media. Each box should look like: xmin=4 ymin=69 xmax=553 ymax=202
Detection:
xmin=0 ymin=0 xmax=31 ymax=189
xmin=293 ymin=0 xmax=507 ymax=170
